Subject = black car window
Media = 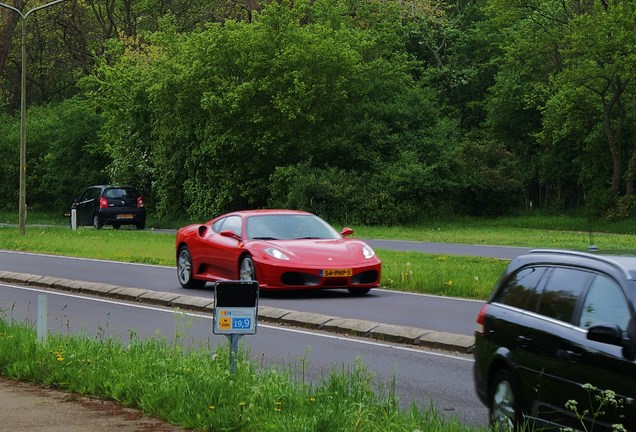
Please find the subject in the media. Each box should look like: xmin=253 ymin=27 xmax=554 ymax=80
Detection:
xmin=579 ymin=275 xmax=631 ymax=331
xmin=537 ymin=267 xmax=592 ymax=324
xmin=83 ymin=187 xmax=100 ymax=201
xmin=104 ymin=188 xmax=138 ymax=199
xmin=494 ymin=266 xmax=546 ymax=310
xmin=92 ymin=188 xmax=102 ymax=200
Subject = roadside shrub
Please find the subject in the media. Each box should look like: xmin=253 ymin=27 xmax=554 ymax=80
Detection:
xmin=457 ymin=140 xmax=525 ymax=216
xmin=268 ymin=164 xmax=405 ymax=225
xmin=603 ymin=195 xmax=636 ymax=221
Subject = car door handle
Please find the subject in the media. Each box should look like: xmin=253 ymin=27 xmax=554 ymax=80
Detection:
xmin=517 ymin=335 xmax=532 ymax=348
xmin=564 ymin=348 xmax=583 ymax=362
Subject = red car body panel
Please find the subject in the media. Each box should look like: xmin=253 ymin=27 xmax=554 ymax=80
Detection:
xmin=175 ymin=210 xmax=381 ymax=291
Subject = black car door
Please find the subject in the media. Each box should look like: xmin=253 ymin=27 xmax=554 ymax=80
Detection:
xmin=563 ymin=274 xmax=636 ymax=431
xmin=516 ymin=267 xmax=594 ymax=429
xmin=75 ymin=187 xmax=97 ymax=225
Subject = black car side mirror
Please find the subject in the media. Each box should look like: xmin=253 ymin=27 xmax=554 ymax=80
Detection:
xmin=623 ymin=317 xmax=636 ymax=361
xmin=587 ymin=321 xmax=636 ymax=361
xmin=587 ymin=322 xmax=623 ymax=346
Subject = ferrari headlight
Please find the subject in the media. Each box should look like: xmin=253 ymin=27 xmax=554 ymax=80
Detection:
xmin=264 ymin=247 xmax=290 ymax=261
xmin=362 ymin=245 xmax=375 ymax=259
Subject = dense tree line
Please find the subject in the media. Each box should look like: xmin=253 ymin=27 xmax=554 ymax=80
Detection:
xmin=0 ymin=0 xmax=634 ymax=224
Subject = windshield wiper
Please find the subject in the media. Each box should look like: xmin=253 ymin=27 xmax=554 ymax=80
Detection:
xmin=251 ymin=236 xmax=278 ymax=240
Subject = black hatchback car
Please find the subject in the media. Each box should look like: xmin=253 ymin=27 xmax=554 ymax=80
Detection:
xmin=71 ymin=185 xmax=146 ymax=230
xmin=474 ymin=249 xmax=636 ymax=431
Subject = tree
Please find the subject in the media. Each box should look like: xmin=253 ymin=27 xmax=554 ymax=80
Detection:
xmin=88 ymin=0 xmax=461 ymax=222
xmin=484 ymin=0 xmax=636 ymax=214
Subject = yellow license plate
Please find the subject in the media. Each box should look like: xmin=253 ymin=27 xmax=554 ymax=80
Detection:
xmin=117 ymin=214 xmax=133 ymax=219
xmin=322 ymin=269 xmax=352 ymax=277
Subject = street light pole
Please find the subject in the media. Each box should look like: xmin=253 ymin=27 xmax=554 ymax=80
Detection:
xmin=0 ymin=0 xmax=66 ymax=235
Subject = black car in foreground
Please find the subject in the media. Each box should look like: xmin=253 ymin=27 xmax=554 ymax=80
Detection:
xmin=474 ymin=249 xmax=636 ymax=431
xmin=71 ymin=185 xmax=146 ymax=230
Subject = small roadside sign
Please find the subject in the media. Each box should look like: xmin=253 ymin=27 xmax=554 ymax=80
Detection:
xmin=213 ymin=280 xmax=259 ymax=335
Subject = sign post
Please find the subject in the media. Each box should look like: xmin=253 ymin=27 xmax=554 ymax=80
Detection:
xmin=213 ymin=281 xmax=259 ymax=374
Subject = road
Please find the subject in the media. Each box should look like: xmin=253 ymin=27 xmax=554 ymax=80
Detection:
xmin=0 ymin=241 xmax=529 ymax=427
xmin=0 ymin=281 xmax=488 ymax=426
xmin=1 ymin=250 xmax=487 ymax=335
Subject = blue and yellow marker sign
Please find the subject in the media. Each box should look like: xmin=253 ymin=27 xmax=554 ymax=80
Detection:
xmin=213 ymin=281 xmax=259 ymax=335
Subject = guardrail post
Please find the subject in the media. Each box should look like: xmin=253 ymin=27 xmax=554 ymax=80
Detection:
xmin=37 ymin=294 xmax=47 ymax=343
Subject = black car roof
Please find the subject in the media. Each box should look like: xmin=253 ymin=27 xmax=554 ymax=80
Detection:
xmin=519 ymin=249 xmax=636 ymax=281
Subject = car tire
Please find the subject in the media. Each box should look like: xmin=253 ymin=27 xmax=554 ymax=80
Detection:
xmin=113 ymin=223 xmax=120 ymax=230
xmin=489 ymin=370 xmax=522 ymax=432
xmin=239 ymin=255 xmax=257 ymax=281
xmin=136 ymin=222 xmax=145 ymax=230
xmin=93 ymin=215 xmax=103 ymax=229
xmin=347 ymin=288 xmax=371 ymax=296
xmin=177 ymin=246 xmax=206 ymax=289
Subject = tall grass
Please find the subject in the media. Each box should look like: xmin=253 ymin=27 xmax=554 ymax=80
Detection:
xmin=380 ymin=251 xmax=508 ymax=299
xmin=0 ymin=316 xmax=483 ymax=431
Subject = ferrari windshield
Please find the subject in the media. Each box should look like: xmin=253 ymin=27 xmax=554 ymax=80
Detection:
xmin=245 ymin=214 xmax=341 ymax=240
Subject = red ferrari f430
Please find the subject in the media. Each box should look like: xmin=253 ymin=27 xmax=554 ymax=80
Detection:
xmin=175 ymin=210 xmax=381 ymax=295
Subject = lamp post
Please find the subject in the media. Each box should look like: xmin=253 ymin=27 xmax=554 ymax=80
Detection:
xmin=0 ymin=0 xmax=66 ymax=235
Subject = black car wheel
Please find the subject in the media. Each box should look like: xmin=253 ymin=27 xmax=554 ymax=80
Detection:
xmin=239 ymin=255 xmax=256 ymax=281
xmin=93 ymin=215 xmax=103 ymax=229
xmin=113 ymin=223 xmax=121 ymax=230
xmin=177 ymin=246 xmax=206 ymax=289
xmin=136 ymin=222 xmax=145 ymax=230
xmin=490 ymin=370 xmax=521 ymax=432
xmin=347 ymin=288 xmax=371 ymax=296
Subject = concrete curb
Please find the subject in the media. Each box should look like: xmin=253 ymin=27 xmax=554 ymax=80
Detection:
xmin=0 ymin=271 xmax=475 ymax=354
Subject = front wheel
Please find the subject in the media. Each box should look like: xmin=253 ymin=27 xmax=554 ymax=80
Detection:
xmin=347 ymin=288 xmax=371 ymax=296
xmin=239 ymin=255 xmax=257 ymax=281
xmin=489 ymin=370 xmax=522 ymax=432
xmin=177 ymin=246 xmax=206 ymax=289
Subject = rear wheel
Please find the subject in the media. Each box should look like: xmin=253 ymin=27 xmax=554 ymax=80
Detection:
xmin=177 ymin=246 xmax=206 ymax=289
xmin=239 ymin=255 xmax=256 ymax=281
xmin=490 ymin=370 xmax=521 ymax=432
xmin=112 ymin=223 xmax=121 ymax=230
xmin=136 ymin=222 xmax=145 ymax=230
xmin=92 ymin=215 xmax=103 ymax=229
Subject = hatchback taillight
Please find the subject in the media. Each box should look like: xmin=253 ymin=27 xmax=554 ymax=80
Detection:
xmin=99 ymin=197 xmax=108 ymax=209
xmin=475 ymin=304 xmax=488 ymax=335
xmin=137 ymin=196 xmax=144 ymax=208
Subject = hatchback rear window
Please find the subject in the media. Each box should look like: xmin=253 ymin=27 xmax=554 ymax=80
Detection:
xmin=104 ymin=188 xmax=138 ymax=199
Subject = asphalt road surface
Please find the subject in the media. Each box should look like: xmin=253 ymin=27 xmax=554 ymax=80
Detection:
xmin=1 ymin=250 xmax=487 ymax=336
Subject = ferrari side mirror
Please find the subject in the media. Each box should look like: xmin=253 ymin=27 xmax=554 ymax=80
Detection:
xmin=221 ymin=230 xmax=242 ymax=241
xmin=340 ymin=227 xmax=354 ymax=237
